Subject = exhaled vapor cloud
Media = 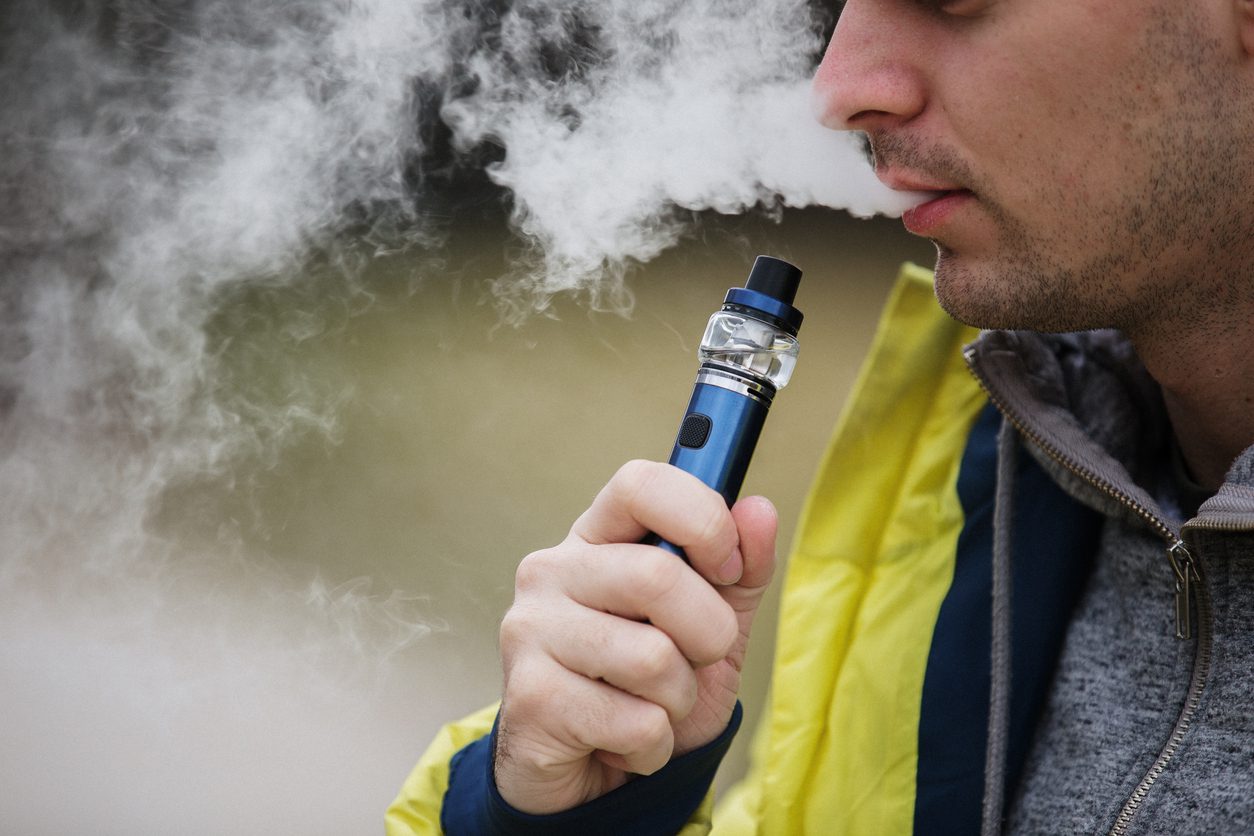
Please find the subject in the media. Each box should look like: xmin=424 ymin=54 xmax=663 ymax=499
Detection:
xmin=443 ymin=0 xmax=912 ymax=309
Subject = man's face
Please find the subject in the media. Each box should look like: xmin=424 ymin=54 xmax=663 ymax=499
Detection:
xmin=813 ymin=0 xmax=1253 ymax=338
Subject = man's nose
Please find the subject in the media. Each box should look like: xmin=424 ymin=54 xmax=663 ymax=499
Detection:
xmin=812 ymin=1 xmax=926 ymax=133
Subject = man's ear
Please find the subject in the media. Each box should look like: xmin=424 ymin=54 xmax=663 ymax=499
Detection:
xmin=1239 ymin=0 xmax=1254 ymax=56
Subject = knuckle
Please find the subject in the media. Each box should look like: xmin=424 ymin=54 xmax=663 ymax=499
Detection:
xmin=498 ymin=604 xmax=535 ymax=654
xmin=654 ymin=661 xmax=699 ymax=722
xmin=614 ymin=458 xmax=655 ymax=490
xmin=611 ymin=459 xmax=661 ymax=507
xmin=514 ymin=549 xmax=555 ymax=593
xmin=689 ymin=605 xmax=739 ymax=667
xmin=632 ymin=631 xmax=678 ymax=683
xmin=693 ymin=500 xmax=732 ymax=551
xmin=503 ymin=660 xmax=554 ymax=718
xmin=634 ymin=552 xmax=684 ymax=606
xmin=628 ymin=703 xmax=673 ymax=760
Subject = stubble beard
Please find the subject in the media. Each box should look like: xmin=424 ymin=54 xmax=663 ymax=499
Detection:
xmin=870 ymin=134 xmax=1129 ymax=334
xmin=930 ymin=207 xmax=1132 ymax=335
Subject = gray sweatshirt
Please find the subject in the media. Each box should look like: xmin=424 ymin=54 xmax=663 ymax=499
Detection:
xmin=967 ymin=329 xmax=1254 ymax=835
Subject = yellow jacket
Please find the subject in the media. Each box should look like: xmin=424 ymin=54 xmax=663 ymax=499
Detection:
xmin=386 ymin=264 xmax=986 ymax=834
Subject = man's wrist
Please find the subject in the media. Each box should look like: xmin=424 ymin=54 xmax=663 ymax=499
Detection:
xmin=440 ymin=702 xmax=744 ymax=835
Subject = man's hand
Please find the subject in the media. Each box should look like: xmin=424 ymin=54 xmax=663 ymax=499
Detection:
xmin=494 ymin=459 xmax=778 ymax=814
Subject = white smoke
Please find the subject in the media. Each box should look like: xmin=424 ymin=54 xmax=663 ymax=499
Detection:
xmin=0 ymin=0 xmax=904 ymax=831
xmin=446 ymin=0 xmax=913 ymax=309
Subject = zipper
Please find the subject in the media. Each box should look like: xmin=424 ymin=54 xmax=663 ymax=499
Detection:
xmin=1166 ymin=543 xmax=1196 ymax=641
xmin=962 ymin=346 xmax=1217 ymax=835
xmin=1107 ymin=547 xmax=1211 ymax=836
xmin=962 ymin=347 xmax=1194 ymax=635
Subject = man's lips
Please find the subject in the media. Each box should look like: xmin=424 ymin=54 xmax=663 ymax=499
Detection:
xmin=873 ymin=168 xmax=973 ymax=233
xmin=875 ymin=167 xmax=962 ymax=192
xmin=900 ymin=189 xmax=974 ymax=236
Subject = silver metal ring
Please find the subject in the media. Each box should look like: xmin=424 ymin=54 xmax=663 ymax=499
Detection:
xmin=695 ymin=367 xmax=775 ymax=405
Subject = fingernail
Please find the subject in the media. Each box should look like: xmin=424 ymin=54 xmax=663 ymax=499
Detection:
xmin=716 ymin=548 xmax=743 ymax=585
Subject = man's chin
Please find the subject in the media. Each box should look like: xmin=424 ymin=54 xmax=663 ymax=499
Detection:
xmin=933 ymin=254 xmax=1120 ymax=335
xmin=931 ymin=252 xmax=1023 ymax=331
xmin=931 ymin=249 xmax=986 ymax=326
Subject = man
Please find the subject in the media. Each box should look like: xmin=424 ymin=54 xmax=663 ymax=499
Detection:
xmin=388 ymin=0 xmax=1254 ymax=832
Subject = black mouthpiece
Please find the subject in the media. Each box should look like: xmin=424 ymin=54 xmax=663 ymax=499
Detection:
xmin=745 ymin=256 xmax=801 ymax=305
xmin=723 ymin=255 xmax=804 ymax=335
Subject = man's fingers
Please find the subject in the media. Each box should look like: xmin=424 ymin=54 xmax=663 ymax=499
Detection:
xmin=515 ymin=544 xmax=738 ymax=667
xmin=508 ymin=600 xmax=700 ymax=723
xmin=501 ymin=656 xmax=676 ymax=781
xmin=514 ymin=544 xmax=739 ymax=667
xmin=569 ymin=460 xmax=741 ymax=583
xmin=728 ymin=495 xmax=778 ymax=593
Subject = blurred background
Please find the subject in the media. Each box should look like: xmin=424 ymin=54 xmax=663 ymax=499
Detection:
xmin=0 ymin=1 xmax=935 ymax=832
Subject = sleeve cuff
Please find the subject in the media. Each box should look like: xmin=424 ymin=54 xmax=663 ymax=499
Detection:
xmin=440 ymin=702 xmax=743 ymax=835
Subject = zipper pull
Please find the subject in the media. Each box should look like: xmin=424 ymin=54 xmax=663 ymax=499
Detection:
xmin=1167 ymin=541 xmax=1195 ymax=640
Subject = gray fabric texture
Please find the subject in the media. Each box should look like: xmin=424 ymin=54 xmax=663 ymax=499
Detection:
xmin=967 ymin=330 xmax=1254 ymax=836
xmin=982 ymin=419 xmax=1018 ymax=836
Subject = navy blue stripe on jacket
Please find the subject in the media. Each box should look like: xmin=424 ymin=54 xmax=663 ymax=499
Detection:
xmin=913 ymin=402 xmax=1103 ymax=835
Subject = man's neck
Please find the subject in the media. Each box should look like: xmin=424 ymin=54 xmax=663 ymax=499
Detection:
xmin=1133 ymin=324 xmax=1254 ymax=492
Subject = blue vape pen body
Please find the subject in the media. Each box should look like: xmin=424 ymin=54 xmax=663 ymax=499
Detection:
xmin=652 ymin=256 xmax=803 ymax=559
xmin=666 ymin=369 xmax=772 ymax=506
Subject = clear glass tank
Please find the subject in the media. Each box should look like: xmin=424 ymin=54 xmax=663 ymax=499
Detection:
xmin=698 ymin=311 xmax=799 ymax=389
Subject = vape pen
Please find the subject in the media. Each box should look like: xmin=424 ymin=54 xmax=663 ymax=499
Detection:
xmin=650 ymin=255 xmax=803 ymax=558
